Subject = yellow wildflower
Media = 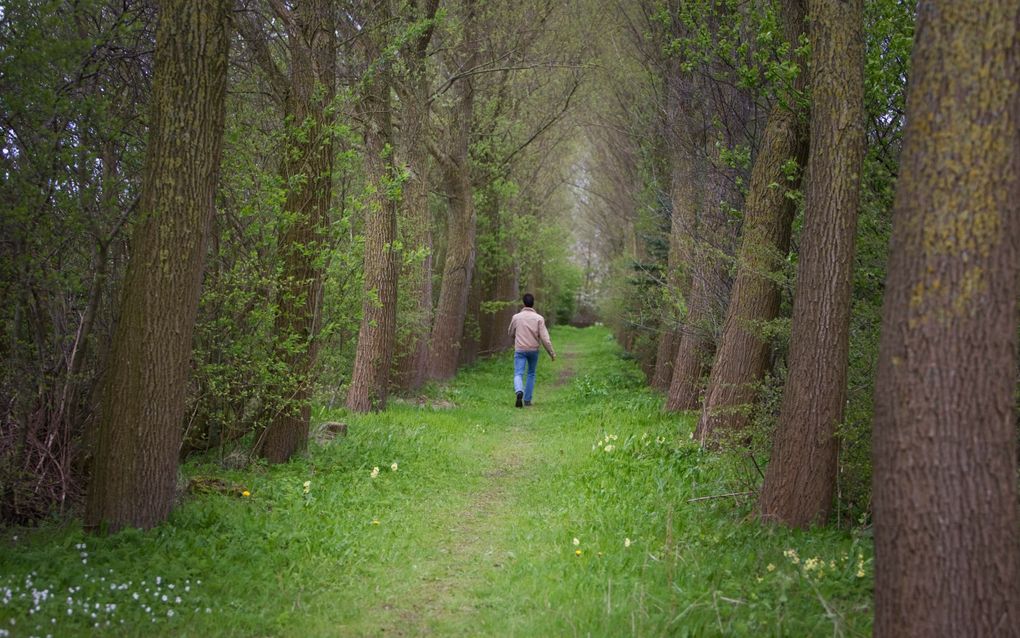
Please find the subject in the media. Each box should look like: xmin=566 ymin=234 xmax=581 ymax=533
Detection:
xmin=766 ymin=563 xmax=775 ymax=572
xmin=371 ymin=519 xmax=380 ymax=525
xmin=241 ymin=490 xmax=251 ymax=498
xmin=575 ymin=549 xmax=582 ymax=557
xmin=303 ymin=480 xmax=311 ymax=494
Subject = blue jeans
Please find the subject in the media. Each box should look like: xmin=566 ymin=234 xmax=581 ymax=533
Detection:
xmin=514 ymin=350 xmax=539 ymax=402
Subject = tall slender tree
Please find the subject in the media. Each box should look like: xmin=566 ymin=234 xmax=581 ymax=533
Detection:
xmin=758 ymin=0 xmax=865 ymax=527
xmin=872 ymin=1 xmax=1020 ymax=633
xmin=85 ymin=0 xmax=230 ymax=532
xmin=696 ymin=0 xmax=809 ymax=443
xmin=259 ymin=0 xmax=337 ymax=461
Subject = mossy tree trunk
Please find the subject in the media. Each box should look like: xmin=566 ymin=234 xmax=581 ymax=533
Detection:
xmin=260 ymin=0 xmax=336 ymax=461
xmin=84 ymin=0 xmax=230 ymax=532
xmin=696 ymin=0 xmax=809 ymax=443
xmin=872 ymin=1 xmax=1020 ymax=633
xmin=757 ymin=0 xmax=865 ymax=527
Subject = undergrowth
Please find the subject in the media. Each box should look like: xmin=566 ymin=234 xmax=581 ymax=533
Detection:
xmin=0 ymin=326 xmax=872 ymax=636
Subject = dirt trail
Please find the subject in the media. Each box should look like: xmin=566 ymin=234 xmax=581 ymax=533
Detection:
xmin=371 ymin=426 xmax=538 ymax=636
xmin=366 ymin=351 xmax=580 ymax=635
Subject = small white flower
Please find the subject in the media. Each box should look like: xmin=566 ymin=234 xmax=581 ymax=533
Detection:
xmin=604 ymin=445 xmax=614 ymax=452
xmin=370 ymin=467 xmax=380 ymax=479
xmin=572 ymin=537 xmax=580 ymax=546
xmin=390 ymin=463 xmax=398 ymax=472
xmin=303 ymin=480 xmax=311 ymax=494
xmin=624 ymin=538 xmax=632 ymax=548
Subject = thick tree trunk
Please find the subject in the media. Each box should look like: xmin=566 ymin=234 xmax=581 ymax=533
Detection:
xmin=393 ymin=80 xmax=434 ymax=392
xmin=665 ymin=146 xmax=734 ymax=412
xmin=261 ymin=0 xmax=336 ymax=461
xmin=428 ymin=6 xmax=477 ymax=381
xmin=757 ymin=0 xmax=865 ymax=527
xmin=662 ymin=154 xmax=702 ymax=410
xmin=872 ymin=1 xmax=1020 ymax=634
xmin=392 ymin=0 xmax=440 ymax=392
xmin=348 ymin=49 xmax=399 ymax=412
xmin=84 ymin=0 xmax=229 ymax=532
xmin=697 ymin=0 xmax=809 ymax=442
xmin=429 ymin=164 xmax=477 ymax=379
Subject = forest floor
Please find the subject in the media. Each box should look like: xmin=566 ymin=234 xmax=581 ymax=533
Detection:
xmin=0 ymin=327 xmax=874 ymax=637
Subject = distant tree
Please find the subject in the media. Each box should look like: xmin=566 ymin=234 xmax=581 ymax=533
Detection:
xmin=872 ymin=0 xmax=1020 ymax=633
xmin=697 ymin=0 xmax=809 ymax=443
xmin=84 ymin=0 xmax=230 ymax=532
xmin=758 ymin=0 xmax=865 ymax=526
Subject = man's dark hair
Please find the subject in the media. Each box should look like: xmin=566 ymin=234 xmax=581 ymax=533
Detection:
xmin=522 ymin=293 xmax=534 ymax=308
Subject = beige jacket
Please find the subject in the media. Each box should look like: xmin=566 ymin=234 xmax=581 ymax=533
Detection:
xmin=508 ymin=307 xmax=555 ymax=357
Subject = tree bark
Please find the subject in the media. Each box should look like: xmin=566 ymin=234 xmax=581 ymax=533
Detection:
xmin=697 ymin=0 xmax=809 ymax=442
xmin=392 ymin=0 xmax=440 ymax=393
xmin=428 ymin=0 xmax=477 ymax=381
xmin=429 ymin=157 xmax=477 ymax=380
xmin=651 ymin=183 xmax=685 ymax=392
xmin=661 ymin=143 xmax=702 ymax=410
xmin=348 ymin=14 xmax=399 ymax=412
xmin=84 ymin=0 xmax=229 ymax=532
xmin=872 ymin=1 xmax=1020 ymax=634
xmin=260 ymin=0 xmax=336 ymax=461
xmin=757 ymin=0 xmax=865 ymax=527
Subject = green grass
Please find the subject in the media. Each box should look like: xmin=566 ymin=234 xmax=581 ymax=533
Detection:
xmin=0 ymin=326 xmax=873 ymax=636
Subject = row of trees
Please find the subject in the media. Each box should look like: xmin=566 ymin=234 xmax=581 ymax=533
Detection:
xmin=579 ymin=0 xmax=1019 ymax=632
xmin=1 ymin=0 xmax=585 ymax=528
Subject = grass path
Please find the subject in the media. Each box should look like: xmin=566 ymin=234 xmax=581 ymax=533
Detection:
xmin=0 ymin=328 xmax=874 ymax=637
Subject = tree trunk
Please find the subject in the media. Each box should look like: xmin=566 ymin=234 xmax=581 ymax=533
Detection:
xmin=392 ymin=0 xmax=440 ymax=393
xmin=429 ymin=162 xmax=477 ymax=379
xmin=428 ymin=3 xmax=477 ymax=381
xmin=84 ymin=0 xmax=229 ymax=532
xmin=348 ymin=31 xmax=399 ymax=412
xmin=652 ymin=182 xmax=686 ymax=392
xmin=260 ymin=0 xmax=336 ymax=461
xmin=757 ymin=0 xmax=865 ymax=527
xmin=393 ymin=76 xmax=434 ymax=392
xmin=662 ymin=149 xmax=703 ymax=410
xmin=459 ymin=266 xmax=482 ymax=366
xmin=697 ymin=0 xmax=809 ymax=442
xmin=872 ymin=1 xmax=1020 ymax=633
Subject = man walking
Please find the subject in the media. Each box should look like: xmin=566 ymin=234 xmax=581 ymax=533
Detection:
xmin=507 ymin=293 xmax=555 ymax=408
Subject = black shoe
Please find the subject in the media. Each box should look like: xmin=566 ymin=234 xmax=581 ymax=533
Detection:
xmin=515 ymin=391 xmax=523 ymax=408
xmin=523 ymin=400 xmax=532 ymax=407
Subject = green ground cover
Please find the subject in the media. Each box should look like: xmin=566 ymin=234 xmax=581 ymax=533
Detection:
xmin=0 ymin=326 xmax=873 ymax=636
